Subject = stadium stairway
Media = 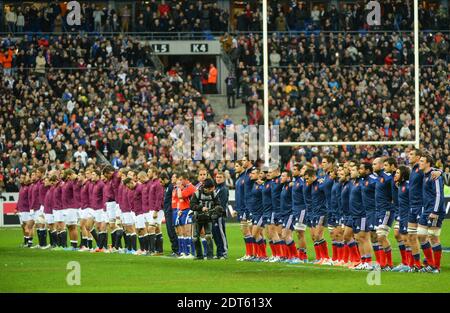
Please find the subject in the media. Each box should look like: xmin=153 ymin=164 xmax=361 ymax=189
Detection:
xmin=205 ymin=94 xmax=246 ymax=125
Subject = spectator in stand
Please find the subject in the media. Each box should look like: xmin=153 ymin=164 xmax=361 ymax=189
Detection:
xmin=208 ymin=63 xmax=218 ymax=94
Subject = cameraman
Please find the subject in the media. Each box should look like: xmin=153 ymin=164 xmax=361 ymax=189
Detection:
xmin=190 ymin=179 xmax=223 ymax=260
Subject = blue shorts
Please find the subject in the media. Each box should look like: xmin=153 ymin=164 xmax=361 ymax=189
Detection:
xmin=396 ymin=219 xmax=408 ymax=235
xmin=343 ymin=215 xmax=353 ymax=228
xmin=262 ymin=212 xmax=272 ymax=225
xmin=377 ymin=210 xmax=395 ymax=228
xmin=352 ymin=217 xmax=368 ymax=234
xmin=293 ymin=209 xmax=308 ymax=226
xmin=252 ymin=214 xmax=264 ymax=227
xmin=172 ymin=209 xmax=179 ymax=226
xmin=408 ymin=207 xmax=422 ymax=224
xmin=311 ymin=214 xmax=328 ymax=228
xmin=306 ymin=211 xmax=313 ymax=228
xmin=366 ymin=211 xmax=377 ymax=232
xmin=237 ymin=210 xmax=250 ymax=222
xmin=282 ymin=214 xmax=295 ymax=230
xmin=418 ymin=210 xmax=445 ymax=229
xmin=327 ymin=213 xmax=342 ymax=227
xmin=271 ymin=212 xmax=282 ymax=225
xmin=396 ymin=209 xmax=409 ymax=234
xmin=175 ymin=209 xmax=192 ymax=226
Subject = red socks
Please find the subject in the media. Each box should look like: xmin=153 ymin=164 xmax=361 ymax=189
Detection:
xmin=421 ymin=242 xmax=435 ymax=268
xmin=343 ymin=244 xmax=349 ymax=263
xmin=314 ymin=243 xmax=322 ymax=260
xmin=332 ymin=242 xmax=338 ymax=261
xmin=385 ymin=248 xmax=393 ymax=267
xmin=321 ymin=241 xmax=329 ymax=259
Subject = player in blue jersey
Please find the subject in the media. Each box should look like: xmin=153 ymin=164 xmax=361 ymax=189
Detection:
xmin=260 ymin=168 xmax=278 ymax=260
xmin=280 ymin=170 xmax=299 ymax=263
xmin=234 ymin=160 xmax=253 ymax=261
xmin=319 ymin=156 xmax=336 ymax=265
xmin=328 ymin=167 xmax=345 ymax=265
xmin=248 ymin=168 xmax=267 ymax=261
xmin=359 ymin=162 xmax=378 ymax=266
xmin=349 ymin=163 xmax=373 ymax=270
xmin=302 ymin=162 xmax=315 ymax=260
xmin=268 ymin=166 xmax=284 ymax=262
xmin=406 ymin=148 xmax=442 ymax=271
xmin=304 ymin=168 xmax=330 ymax=264
xmin=372 ymin=157 xmax=394 ymax=270
xmin=418 ymin=153 xmax=444 ymax=273
xmin=339 ymin=162 xmax=360 ymax=267
xmin=392 ymin=165 xmax=413 ymax=272
xmin=384 ymin=157 xmax=410 ymax=267
xmin=384 ymin=157 xmax=409 ymax=270
xmin=291 ymin=163 xmax=309 ymax=262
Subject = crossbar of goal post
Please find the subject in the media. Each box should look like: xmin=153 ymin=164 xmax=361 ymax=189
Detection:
xmin=262 ymin=0 xmax=421 ymax=159
xmin=269 ymin=141 xmax=417 ymax=147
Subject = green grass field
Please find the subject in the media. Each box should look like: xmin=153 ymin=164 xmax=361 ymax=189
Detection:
xmin=0 ymin=222 xmax=449 ymax=293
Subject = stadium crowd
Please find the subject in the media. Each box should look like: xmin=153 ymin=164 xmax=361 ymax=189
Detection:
xmin=265 ymin=0 xmax=449 ymax=32
xmin=0 ymin=33 xmax=241 ymax=192
xmin=1 ymin=1 xmax=230 ymax=35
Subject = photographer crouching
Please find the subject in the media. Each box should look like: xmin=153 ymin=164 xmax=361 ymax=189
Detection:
xmin=190 ymin=179 xmax=224 ymax=260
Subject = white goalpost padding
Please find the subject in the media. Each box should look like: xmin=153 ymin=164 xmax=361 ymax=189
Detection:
xmin=263 ymin=0 xmax=421 ymax=156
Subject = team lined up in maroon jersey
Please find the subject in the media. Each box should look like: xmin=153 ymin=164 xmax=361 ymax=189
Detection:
xmin=16 ymin=165 xmax=165 ymax=255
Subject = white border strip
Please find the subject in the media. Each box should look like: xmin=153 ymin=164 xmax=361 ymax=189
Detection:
xmin=269 ymin=141 xmax=416 ymax=147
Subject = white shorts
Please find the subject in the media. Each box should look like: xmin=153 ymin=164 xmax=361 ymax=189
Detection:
xmin=53 ymin=210 xmax=66 ymax=223
xmin=93 ymin=209 xmax=107 ymax=223
xmin=121 ymin=212 xmax=136 ymax=225
xmin=115 ymin=203 xmax=122 ymax=218
xmin=65 ymin=208 xmax=79 ymax=225
xmin=32 ymin=205 xmax=44 ymax=221
xmin=148 ymin=210 xmax=164 ymax=225
xmin=44 ymin=213 xmax=54 ymax=224
xmin=106 ymin=202 xmax=117 ymax=222
xmin=18 ymin=212 xmax=32 ymax=224
xmin=135 ymin=213 xmax=146 ymax=229
xmin=81 ymin=208 xmax=95 ymax=220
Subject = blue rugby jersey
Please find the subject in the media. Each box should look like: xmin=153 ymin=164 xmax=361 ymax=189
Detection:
xmin=320 ymin=173 xmax=334 ymax=214
xmin=280 ymin=182 xmax=293 ymax=216
xmin=235 ymin=172 xmax=246 ymax=214
xmin=422 ymin=170 xmax=445 ymax=214
xmin=409 ymin=163 xmax=424 ymax=209
xmin=303 ymin=182 xmax=312 ymax=212
xmin=249 ymin=181 xmax=263 ymax=215
xmin=292 ymin=176 xmax=306 ymax=215
xmin=310 ymin=179 xmax=327 ymax=216
xmin=374 ymin=170 xmax=393 ymax=212
xmin=262 ymin=180 xmax=273 ymax=215
xmin=361 ymin=174 xmax=377 ymax=213
xmin=398 ymin=181 xmax=410 ymax=218
xmin=330 ymin=179 xmax=342 ymax=217
xmin=391 ymin=177 xmax=399 ymax=214
xmin=349 ymin=178 xmax=364 ymax=217
xmin=271 ymin=176 xmax=283 ymax=214
xmin=243 ymin=168 xmax=254 ymax=212
xmin=340 ymin=180 xmax=351 ymax=217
